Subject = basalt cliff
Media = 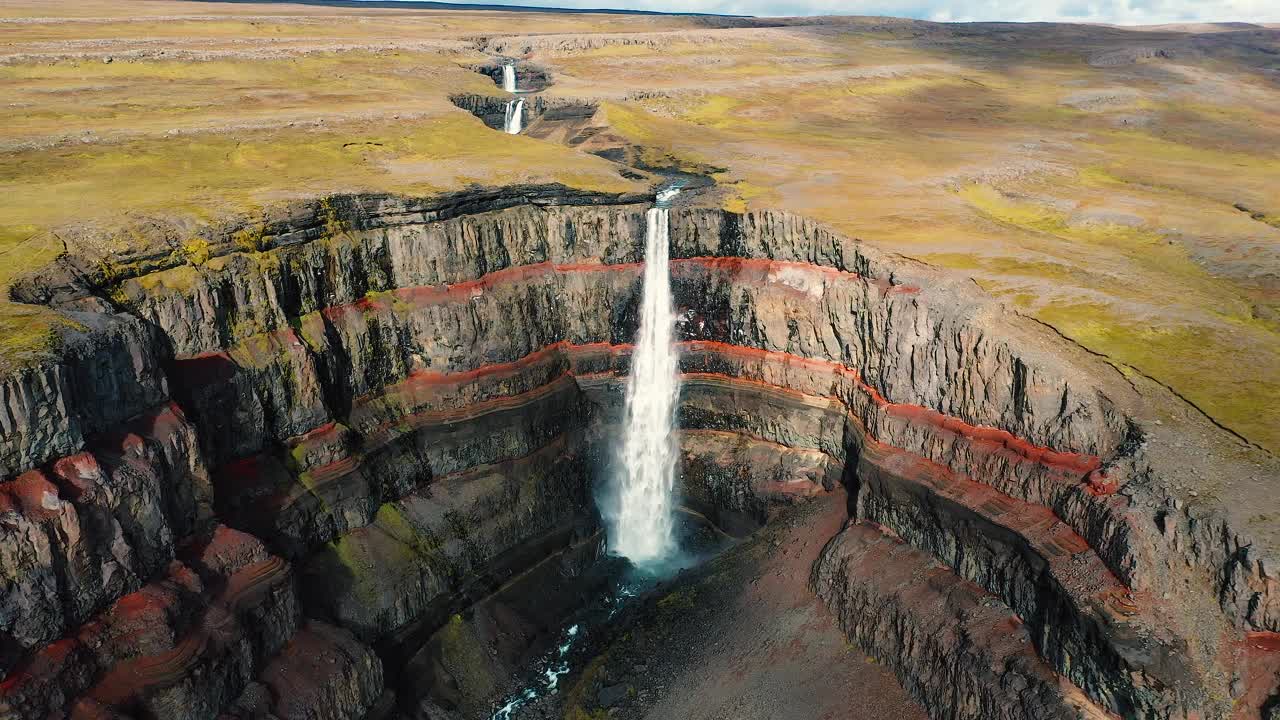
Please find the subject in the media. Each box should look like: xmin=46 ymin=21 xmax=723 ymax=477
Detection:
xmin=1 ymin=186 xmax=1277 ymax=720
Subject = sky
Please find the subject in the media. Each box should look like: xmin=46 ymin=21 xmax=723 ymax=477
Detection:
xmin=364 ymin=0 xmax=1280 ymax=23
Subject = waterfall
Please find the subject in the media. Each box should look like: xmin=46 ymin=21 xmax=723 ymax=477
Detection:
xmin=502 ymin=62 xmax=516 ymax=93
xmin=501 ymin=63 xmax=520 ymax=133
xmin=611 ymin=189 xmax=681 ymax=565
xmin=503 ymin=98 xmax=524 ymax=134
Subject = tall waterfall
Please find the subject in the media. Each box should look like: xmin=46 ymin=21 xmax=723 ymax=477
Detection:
xmin=611 ymin=190 xmax=681 ymax=565
xmin=502 ymin=63 xmax=516 ymax=93
xmin=503 ymin=98 xmax=524 ymax=135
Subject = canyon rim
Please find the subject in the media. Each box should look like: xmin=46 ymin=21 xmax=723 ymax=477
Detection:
xmin=0 ymin=2 xmax=1278 ymax=720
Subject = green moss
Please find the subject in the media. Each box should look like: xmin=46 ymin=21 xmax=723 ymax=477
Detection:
xmin=232 ymin=224 xmax=269 ymax=253
xmin=287 ymin=442 xmax=310 ymax=473
xmin=0 ymin=221 xmax=61 ymax=285
xmin=922 ymin=252 xmax=1079 ymax=286
xmin=1035 ymin=301 xmax=1280 ymax=452
xmin=958 ymin=183 xmax=1247 ymax=302
xmin=97 ymin=258 xmax=126 ymax=286
xmin=716 ymin=177 xmax=772 ymax=213
xmin=562 ymin=653 xmax=610 ymax=720
xmin=326 ymin=506 xmax=435 ymax=605
xmin=0 ymin=303 xmax=85 ymax=373
xmin=295 ymin=311 xmax=330 ymax=352
xmin=252 ymin=249 xmax=283 ymax=274
xmin=683 ymin=95 xmax=744 ymax=129
xmin=435 ymin=613 xmax=499 ymax=699
xmin=326 ymin=529 xmax=404 ymax=608
xmin=227 ymin=318 xmax=268 ymax=346
xmin=132 ymin=263 xmax=203 ymax=294
xmin=656 ymin=590 xmax=695 ymax=611
xmin=319 ymin=197 xmax=351 ymax=240
xmin=181 ymin=236 xmax=211 ymax=266
xmin=376 ymin=502 xmax=422 ymax=547
xmin=370 ymin=502 xmax=457 ymax=582
xmin=959 ymin=184 xmax=1072 ymax=235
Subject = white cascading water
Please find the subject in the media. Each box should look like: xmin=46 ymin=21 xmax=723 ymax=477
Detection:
xmin=502 ymin=62 xmax=517 ymax=93
xmin=503 ymin=98 xmax=524 ymax=134
xmin=611 ymin=189 xmax=681 ymax=565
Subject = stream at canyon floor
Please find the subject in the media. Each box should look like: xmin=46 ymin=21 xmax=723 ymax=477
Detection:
xmin=485 ymin=512 xmax=735 ymax=719
xmin=481 ymin=495 xmax=924 ymax=720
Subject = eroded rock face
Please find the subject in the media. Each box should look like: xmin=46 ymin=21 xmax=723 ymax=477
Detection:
xmin=1 ymin=185 xmax=1277 ymax=719
xmin=471 ymin=60 xmax=553 ymax=92
xmin=0 ymin=310 xmax=169 ymax=479
xmin=449 ymin=94 xmax=600 ymax=139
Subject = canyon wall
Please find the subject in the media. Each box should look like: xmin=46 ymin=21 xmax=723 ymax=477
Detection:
xmin=449 ymin=94 xmax=600 ymax=141
xmin=1 ymin=186 xmax=1276 ymax=720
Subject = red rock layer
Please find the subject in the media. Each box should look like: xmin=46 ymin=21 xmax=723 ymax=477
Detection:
xmin=1 ymin=528 xmax=298 ymax=720
xmin=332 ymin=338 xmax=1101 ymax=483
xmin=305 ymin=256 xmax=909 ymax=328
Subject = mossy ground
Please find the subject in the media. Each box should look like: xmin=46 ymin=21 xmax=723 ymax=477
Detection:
xmin=0 ymin=303 xmax=84 ymax=375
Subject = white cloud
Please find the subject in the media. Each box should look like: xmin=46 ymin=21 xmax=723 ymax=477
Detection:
xmin=899 ymin=0 xmax=1280 ymax=23
xmin=376 ymin=0 xmax=1280 ymax=24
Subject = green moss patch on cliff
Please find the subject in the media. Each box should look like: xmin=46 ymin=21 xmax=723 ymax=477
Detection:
xmin=433 ymin=613 xmax=503 ymax=710
xmin=324 ymin=501 xmax=454 ymax=610
xmin=0 ymin=224 xmax=74 ymax=371
xmin=1032 ymin=301 xmax=1279 ymax=449
xmin=0 ymin=303 xmax=84 ymax=374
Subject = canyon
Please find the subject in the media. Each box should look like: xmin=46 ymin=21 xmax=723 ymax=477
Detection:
xmin=1 ymin=183 xmax=1278 ymax=720
xmin=1 ymin=3 xmax=1279 ymax=718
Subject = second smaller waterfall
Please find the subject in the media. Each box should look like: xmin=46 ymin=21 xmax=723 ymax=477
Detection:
xmin=502 ymin=62 xmax=517 ymax=93
xmin=504 ymin=99 xmax=525 ymax=134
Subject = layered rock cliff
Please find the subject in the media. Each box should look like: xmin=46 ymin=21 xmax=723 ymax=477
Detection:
xmin=1 ymin=185 xmax=1276 ymax=720
xmin=450 ymin=94 xmax=600 ymax=140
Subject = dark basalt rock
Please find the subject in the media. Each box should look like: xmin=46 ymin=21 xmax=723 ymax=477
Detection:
xmin=1 ymin=185 xmax=1277 ymax=720
xmin=449 ymin=93 xmax=600 ymax=135
xmin=472 ymin=59 xmax=554 ymax=92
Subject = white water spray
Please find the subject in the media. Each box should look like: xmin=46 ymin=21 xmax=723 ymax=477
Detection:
xmin=502 ymin=62 xmax=517 ymax=93
xmin=610 ymin=189 xmax=681 ymax=565
xmin=503 ymin=98 xmax=525 ymax=134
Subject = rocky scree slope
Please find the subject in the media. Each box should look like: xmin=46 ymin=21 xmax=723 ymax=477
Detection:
xmin=0 ymin=185 xmax=1276 ymax=720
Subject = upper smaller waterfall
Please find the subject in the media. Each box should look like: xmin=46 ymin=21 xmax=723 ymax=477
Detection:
xmin=502 ymin=63 xmax=517 ymax=93
xmin=504 ymin=98 xmax=525 ymax=135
